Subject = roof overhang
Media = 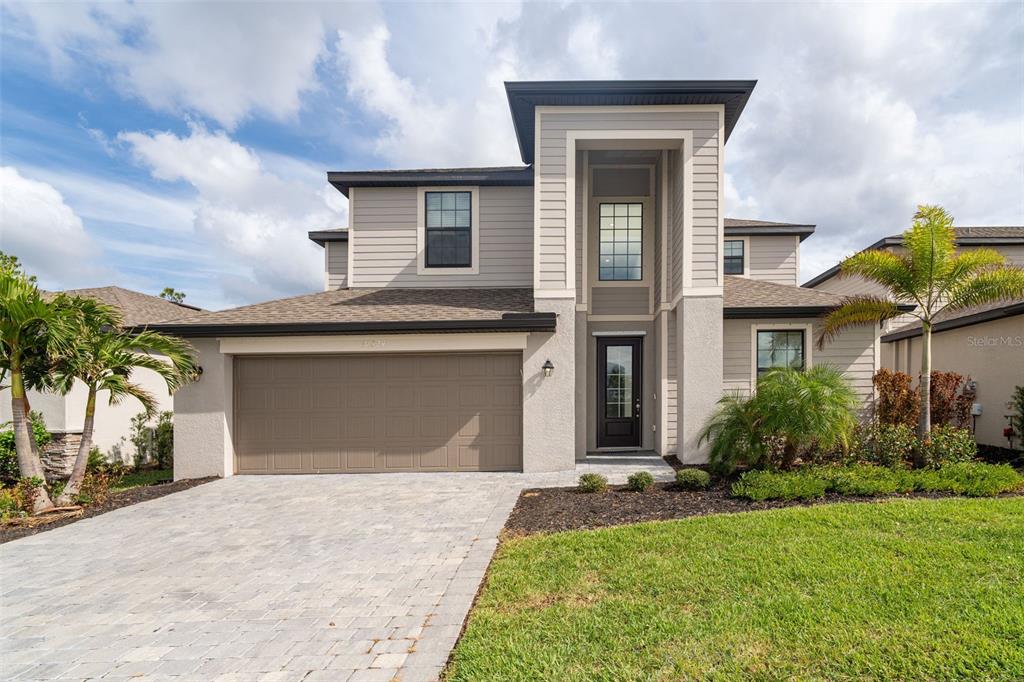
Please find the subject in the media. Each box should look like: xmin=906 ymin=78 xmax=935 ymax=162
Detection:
xmin=327 ymin=167 xmax=534 ymax=198
xmin=308 ymin=230 xmax=348 ymax=246
xmin=724 ymin=302 xmax=915 ymax=319
xmin=725 ymin=224 xmax=816 ymax=242
xmin=505 ymin=80 xmax=757 ymax=164
xmin=881 ymin=302 xmax=1024 ymax=342
xmin=143 ymin=312 xmax=557 ymax=338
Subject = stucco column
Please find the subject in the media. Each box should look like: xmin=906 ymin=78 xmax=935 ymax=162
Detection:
xmin=677 ymin=295 xmax=723 ymax=464
xmin=522 ymin=298 xmax=576 ymax=472
xmin=173 ymin=338 xmax=234 ymax=480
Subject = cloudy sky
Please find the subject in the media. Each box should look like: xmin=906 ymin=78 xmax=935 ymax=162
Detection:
xmin=1 ymin=2 xmax=1021 ymax=310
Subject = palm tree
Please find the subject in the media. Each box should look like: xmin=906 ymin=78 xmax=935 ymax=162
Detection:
xmin=53 ymin=300 xmax=197 ymax=505
xmin=818 ymin=205 xmax=1024 ymax=452
xmin=0 ymin=268 xmax=75 ymax=512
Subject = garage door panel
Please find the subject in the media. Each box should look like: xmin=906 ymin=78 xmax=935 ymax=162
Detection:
xmin=235 ymin=353 xmax=522 ymax=473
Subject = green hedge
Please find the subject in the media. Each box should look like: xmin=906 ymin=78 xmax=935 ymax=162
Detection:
xmin=732 ymin=463 xmax=1024 ymax=501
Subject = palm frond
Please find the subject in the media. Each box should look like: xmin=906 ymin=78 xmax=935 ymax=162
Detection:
xmin=902 ymin=205 xmax=957 ymax=305
xmin=100 ymin=373 xmax=158 ymax=416
xmin=942 ymin=267 xmax=1024 ymax=312
xmin=817 ymin=296 xmax=903 ymax=348
xmin=935 ymin=248 xmax=1007 ymax=301
xmin=837 ymin=249 xmax=916 ymax=298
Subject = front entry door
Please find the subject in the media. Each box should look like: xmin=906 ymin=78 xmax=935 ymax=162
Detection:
xmin=597 ymin=337 xmax=642 ymax=448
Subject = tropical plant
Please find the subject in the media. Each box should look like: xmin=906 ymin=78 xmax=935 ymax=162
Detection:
xmin=0 ymin=412 xmax=51 ymax=485
xmin=700 ymin=367 xmax=859 ymax=473
xmin=818 ymin=205 xmax=1024 ymax=455
xmin=1009 ymin=385 xmax=1024 ymax=452
xmin=872 ymin=369 xmax=919 ymax=428
xmin=51 ymin=299 xmax=197 ymax=505
xmin=929 ymin=371 xmax=973 ymax=428
xmin=0 ymin=258 xmax=77 ymax=512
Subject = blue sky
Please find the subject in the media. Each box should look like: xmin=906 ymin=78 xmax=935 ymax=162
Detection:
xmin=2 ymin=1 xmax=1022 ymax=311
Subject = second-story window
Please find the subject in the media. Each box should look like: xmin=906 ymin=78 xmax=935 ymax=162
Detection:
xmin=425 ymin=191 xmax=472 ymax=267
xmin=724 ymin=239 xmax=745 ymax=275
xmin=599 ymin=203 xmax=642 ymax=281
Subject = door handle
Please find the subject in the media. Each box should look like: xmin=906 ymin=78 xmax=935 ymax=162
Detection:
xmin=634 ymin=398 xmax=641 ymax=417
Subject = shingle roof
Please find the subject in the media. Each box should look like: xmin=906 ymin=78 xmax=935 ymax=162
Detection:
xmin=881 ymin=296 xmax=1024 ymax=342
xmin=150 ymin=288 xmax=554 ymax=337
xmin=804 ymin=226 xmax=1024 ymax=288
xmin=53 ymin=286 xmax=203 ymax=327
xmin=724 ymin=276 xmax=845 ymax=317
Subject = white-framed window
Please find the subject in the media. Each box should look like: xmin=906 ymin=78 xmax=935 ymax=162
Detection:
xmin=416 ymin=186 xmax=479 ymax=275
xmin=749 ymin=322 xmax=814 ymax=386
xmin=598 ymin=202 xmax=643 ymax=281
xmin=724 ymin=239 xmax=746 ymax=275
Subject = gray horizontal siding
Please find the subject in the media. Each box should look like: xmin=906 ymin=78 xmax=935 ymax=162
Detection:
xmin=591 ymin=286 xmax=650 ymax=315
xmin=351 ymin=186 xmax=533 ymax=287
xmin=325 ymin=241 xmax=347 ymax=289
xmin=748 ymin=235 xmax=799 ymax=285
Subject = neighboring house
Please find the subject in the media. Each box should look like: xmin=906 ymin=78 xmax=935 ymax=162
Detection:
xmin=154 ymin=80 xmax=879 ymax=478
xmin=805 ymin=227 xmax=1024 ymax=448
xmin=0 ymin=286 xmax=201 ymax=464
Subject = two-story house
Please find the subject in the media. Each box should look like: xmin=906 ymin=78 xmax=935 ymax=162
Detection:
xmin=806 ymin=226 xmax=1024 ymax=448
xmin=156 ymin=80 xmax=878 ymax=478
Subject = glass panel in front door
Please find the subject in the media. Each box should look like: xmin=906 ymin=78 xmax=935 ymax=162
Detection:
xmin=605 ymin=345 xmax=633 ymax=418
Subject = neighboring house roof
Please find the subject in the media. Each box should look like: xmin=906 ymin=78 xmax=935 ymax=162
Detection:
xmin=148 ymin=288 xmax=555 ymax=337
xmin=327 ymin=166 xmax=533 ymax=198
xmin=308 ymin=228 xmax=348 ymax=246
xmin=804 ymin=226 xmax=1024 ymax=288
xmin=52 ymin=286 xmax=202 ymax=327
xmin=724 ymin=218 xmax=816 ymax=241
xmin=880 ymin=297 xmax=1024 ymax=343
xmin=504 ymin=80 xmax=757 ymax=164
xmin=723 ymin=276 xmax=846 ymax=318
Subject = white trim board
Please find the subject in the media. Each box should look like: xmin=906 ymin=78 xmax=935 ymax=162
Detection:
xmin=415 ymin=186 xmax=480 ymax=276
xmin=748 ymin=322 xmax=814 ymax=387
xmin=220 ymin=332 xmax=529 ymax=355
xmin=591 ymin=330 xmax=647 ymax=337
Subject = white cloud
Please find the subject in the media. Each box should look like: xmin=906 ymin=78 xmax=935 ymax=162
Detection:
xmin=0 ymin=166 xmax=108 ymax=287
xmin=118 ymin=124 xmax=345 ymax=305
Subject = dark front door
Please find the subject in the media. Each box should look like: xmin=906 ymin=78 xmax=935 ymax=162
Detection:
xmin=597 ymin=337 xmax=642 ymax=448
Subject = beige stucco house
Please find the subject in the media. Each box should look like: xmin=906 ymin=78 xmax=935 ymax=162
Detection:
xmin=154 ymin=80 xmax=881 ymax=478
xmin=806 ymin=226 xmax=1024 ymax=448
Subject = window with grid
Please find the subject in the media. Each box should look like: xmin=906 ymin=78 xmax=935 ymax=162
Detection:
xmin=598 ymin=203 xmax=642 ymax=281
xmin=756 ymin=330 xmax=805 ymax=377
xmin=724 ymin=239 xmax=745 ymax=275
xmin=425 ymin=191 xmax=472 ymax=267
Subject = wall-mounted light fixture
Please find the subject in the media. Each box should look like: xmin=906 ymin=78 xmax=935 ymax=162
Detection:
xmin=542 ymin=359 xmax=554 ymax=377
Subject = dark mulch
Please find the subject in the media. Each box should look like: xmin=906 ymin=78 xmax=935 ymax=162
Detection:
xmin=0 ymin=477 xmax=216 ymax=544
xmin=504 ymin=481 xmax=996 ymax=536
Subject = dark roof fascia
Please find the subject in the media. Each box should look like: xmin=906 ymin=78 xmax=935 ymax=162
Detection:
xmin=141 ymin=313 xmax=557 ymax=338
xmin=327 ymin=167 xmax=534 ymax=197
xmin=725 ymin=303 xmax=915 ymax=319
xmin=725 ymin=224 xmax=816 ymax=241
xmin=504 ymin=80 xmax=757 ymax=164
xmin=308 ymin=230 xmax=348 ymax=246
xmin=880 ymin=302 xmax=1024 ymax=343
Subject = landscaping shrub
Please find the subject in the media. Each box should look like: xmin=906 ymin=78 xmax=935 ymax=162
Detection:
xmin=0 ymin=477 xmax=44 ymax=519
xmin=920 ymin=425 xmax=977 ymax=468
xmin=1007 ymin=385 xmax=1024 ymax=452
xmin=626 ymin=471 xmax=655 ymax=492
xmin=930 ymin=371 xmax=973 ymax=428
xmin=914 ymin=463 xmax=1023 ymax=497
xmin=731 ymin=470 xmax=828 ymax=501
xmin=675 ymin=468 xmax=711 ymax=490
xmin=814 ymin=464 xmax=915 ymax=496
xmin=0 ymin=413 xmax=51 ymax=485
xmin=76 ymin=471 xmax=115 ymax=506
xmin=872 ymin=369 xmax=919 ymax=428
xmin=154 ymin=411 xmax=174 ymax=469
xmin=578 ymin=473 xmax=608 ymax=493
xmin=857 ymin=422 xmax=916 ymax=468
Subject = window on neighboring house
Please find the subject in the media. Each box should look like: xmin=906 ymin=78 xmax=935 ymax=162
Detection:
xmin=425 ymin=191 xmax=472 ymax=267
xmin=598 ymin=203 xmax=642 ymax=281
xmin=724 ymin=239 xmax=745 ymax=275
xmin=756 ymin=330 xmax=805 ymax=376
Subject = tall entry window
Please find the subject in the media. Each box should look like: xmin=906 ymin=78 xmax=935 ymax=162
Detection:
xmin=756 ymin=330 xmax=805 ymax=376
xmin=598 ymin=203 xmax=642 ymax=281
xmin=425 ymin=191 xmax=472 ymax=268
xmin=724 ymin=239 xmax=745 ymax=275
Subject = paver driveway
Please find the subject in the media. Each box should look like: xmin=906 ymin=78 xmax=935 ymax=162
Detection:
xmin=1 ymin=459 xmax=673 ymax=682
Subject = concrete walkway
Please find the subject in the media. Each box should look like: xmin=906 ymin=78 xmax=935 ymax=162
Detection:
xmin=1 ymin=457 xmax=673 ymax=681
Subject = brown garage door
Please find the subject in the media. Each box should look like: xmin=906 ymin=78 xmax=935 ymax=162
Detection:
xmin=233 ymin=353 xmax=522 ymax=473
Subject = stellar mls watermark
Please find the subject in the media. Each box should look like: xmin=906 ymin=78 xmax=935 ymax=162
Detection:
xmin=966 ymin=335 xmax=1023 ymax=348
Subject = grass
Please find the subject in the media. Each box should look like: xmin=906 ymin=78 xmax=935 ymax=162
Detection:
xmin=447 ymin=498 xmax=1024 ymax=681
xmin=111 ymin=468 xmax=173 ymax=491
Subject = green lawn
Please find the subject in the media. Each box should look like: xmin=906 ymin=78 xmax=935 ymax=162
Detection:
xmin=111 ymin=468 xmax=173 ymax=491
xmin=447 ymin=498 xmax=1024 ymax=681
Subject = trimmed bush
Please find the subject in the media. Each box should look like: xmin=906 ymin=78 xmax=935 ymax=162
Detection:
xmin=814 ymin=464 xmax=915 ymax=496
xmin=857 ymin=423 xmax=916 ymax=469
xmin=914 ymin=463 xmax=1023 ymax=497
xmin=0 ymin=413 xmax=51 ymax=485
xmin=675 ymin=468 xmax=711 ymax=490
xmin=578 ymin=473 xmax=608 ymax=493
xmin=732 ymin=470 xmax=828 ymax=501
xmin=920 ymin=425 xmax=977 ymax=468
xmin=626 ymin=471 xmax=655 ymax=492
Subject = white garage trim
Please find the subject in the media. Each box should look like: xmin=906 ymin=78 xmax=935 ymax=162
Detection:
xmin=219 ymin=332 xmax=530 ymax=355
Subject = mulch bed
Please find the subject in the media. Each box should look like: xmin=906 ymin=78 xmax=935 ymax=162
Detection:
xmin=0 ymin=477 xmax=215 ymax=544
xmin=504 ymin=481 xmax=1009 ymax=536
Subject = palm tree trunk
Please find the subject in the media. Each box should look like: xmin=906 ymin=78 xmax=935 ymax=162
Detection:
xmin=56 ymin=387 xmax=96 ymax=505
xmin=915 ymin=322 xmax=933 ymax=467
xmin=9 ymin=366 xmax=54 ymax=513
